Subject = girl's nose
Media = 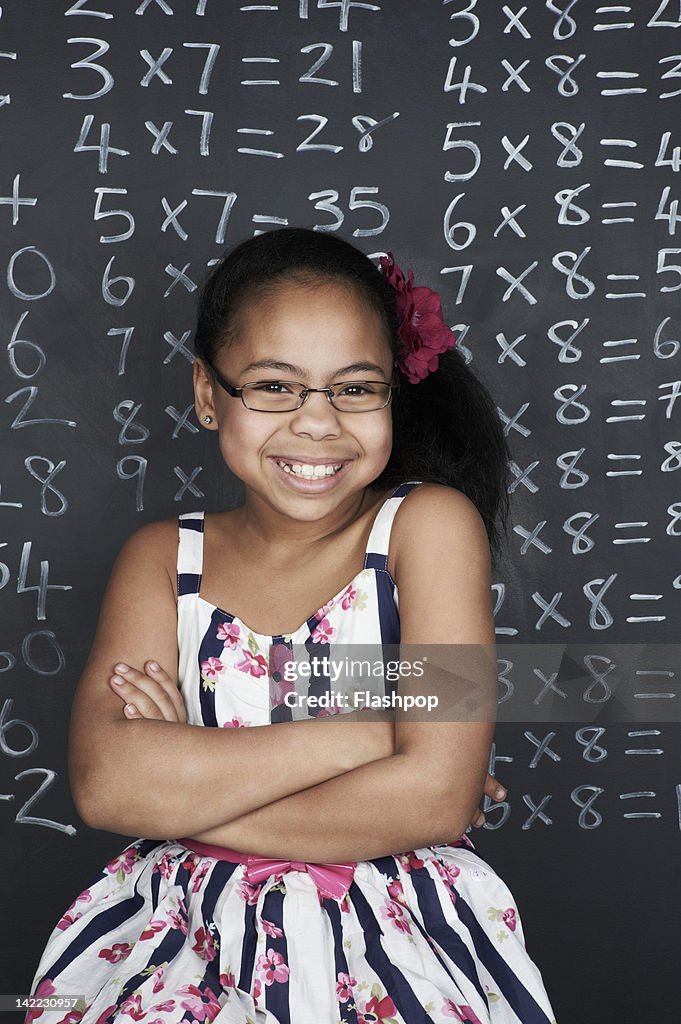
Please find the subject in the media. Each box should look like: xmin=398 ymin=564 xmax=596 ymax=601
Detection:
xmin=289 ymin=390 xmax=342 ymax=435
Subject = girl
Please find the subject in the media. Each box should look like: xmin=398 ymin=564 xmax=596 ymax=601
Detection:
xmin=26 ymin=228 xmax=557 ymax=1024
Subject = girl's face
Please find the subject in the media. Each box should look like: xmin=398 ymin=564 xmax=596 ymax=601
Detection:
xmin=195 ymin=279 xmax=396 ymax=519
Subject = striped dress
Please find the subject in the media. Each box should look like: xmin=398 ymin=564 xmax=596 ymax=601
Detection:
xmin=25 ymin=481 xmax=558 ymax=1024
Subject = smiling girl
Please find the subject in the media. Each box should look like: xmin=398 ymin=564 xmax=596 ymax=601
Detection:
xmin=26 ymin=228 xmax=557 ymax=1024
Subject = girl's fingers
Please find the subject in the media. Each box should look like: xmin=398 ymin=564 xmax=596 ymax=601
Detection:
xmin=144 ymin=661 xmax=187 ymax=724
xmin=109 ymin=663 xmax=185 ymax=723
xmin=483 ymin=772 xmax=506 ymax=802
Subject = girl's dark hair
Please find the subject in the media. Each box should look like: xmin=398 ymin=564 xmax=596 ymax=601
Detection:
xmin=194 ymin=227 xmax=512 ymax=566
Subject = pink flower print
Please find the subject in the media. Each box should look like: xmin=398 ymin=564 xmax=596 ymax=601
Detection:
xmin=380 ymin=898 xmax=412 ymax=935
xmin=397 ymin=850 xmax=425 ymax=872
xmin=442 ymin=999 xmax=483 ymax=1023
xmin=235 ymin=649 xmax=268 ymax=678
xmin=434 ymin=858 xmax=461 ymax=888
xmin=310 ymin=616 xmax=336 ymax=644
xmin=151 ymin=967 xmax=165 ymax=993
xmin=149 ymin=1001 xmax=174 ymax=1015
xmin=98 ymin=942 xmax=133 ymax=964
xmin=253 ymin=978 xmax=262 ymax=1008
xmin=183 ymin=854 xmax=204 ymax=879
xmin=201 ymin=656 xmax=225 ymax=687
xmin=106 ymin=847 xmax=139 ymax=878
xmin=257 ymin=948 xmax=290 ymax=985
xmin=238 ymin=878 xmax=262 ymax=905
xmin=221 ymin=716 xmax=248 ymax=728
xmin=336 ymin=972 xmax=357 ymax=1003
xmin=192 ymin=925 xmax=218 ymax=961
xmin=313 ymin=598 xmax=336 ymax=621
xmin=56 ymin=1011 xmax=83 ymax=1024
xmin=502 ymin=907 xmax=517 ymax=932
xmin=93 ymin=1005 xmax=117 ymax=1024
xmin=261 ymin=918 xmax=283 ymax=938
xmin=387 ymin=878 xmax=407 ymax=905
xmin=219 ymin=972 xmax=235 ymax=990
xmin=119 ymin=994 xmax=144 ymax=1020
xmin=152 ymin=853 xmax=176 ymax=881
xmin=217 ymin=621 xmax=241 ymax=650
xmin=56 ymin=909 xmax=82 ymax=930
xmin=168 ymin=907 xmax=189 ymax=932
xmin=190 ymin=860 xmax=210 ymax=893
xmin=357 ymin=993 xmax=398 ymax=1024
xmin=339 ymin=583 xmax=358 ymax=610
xmin=140 ymin=918 xmax=167 ymax=941
xmin=25 ymin=979 xmax=56 ymax=1023
xmin=176 ymin=984 xmax=221 ymax=1022
xmin=73 ymin=888 xmax=92 ymax=905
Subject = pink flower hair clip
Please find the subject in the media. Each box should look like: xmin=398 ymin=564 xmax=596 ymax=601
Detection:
xmin=379 ymin=251 xmax=457 ymax=385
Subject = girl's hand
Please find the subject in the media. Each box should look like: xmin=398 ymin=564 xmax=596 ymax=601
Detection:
xmin=109 ymin=660 xmax=187 ymax=724
xmin=469 ymin=773 xmax=507 ymax=829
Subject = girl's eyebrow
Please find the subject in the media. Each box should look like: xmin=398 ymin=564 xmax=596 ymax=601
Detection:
xmin=239 ymin=359 xmax=387 ymax=378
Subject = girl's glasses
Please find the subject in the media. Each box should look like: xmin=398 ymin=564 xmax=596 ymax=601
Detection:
xmin=205 ymin=361 xmax=398 ymax=413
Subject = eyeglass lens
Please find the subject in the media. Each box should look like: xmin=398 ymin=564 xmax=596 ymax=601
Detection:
xmin=241 ymin=381 xmax=391 ymax=412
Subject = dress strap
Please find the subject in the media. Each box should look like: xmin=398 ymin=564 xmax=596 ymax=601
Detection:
xmin=363 ymin=481 xmax=423 ymax=572
xmin=177 ymin=511 xmax=205 ymax=597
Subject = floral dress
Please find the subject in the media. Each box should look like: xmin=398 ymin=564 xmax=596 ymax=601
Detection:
xmin=25 ymin=481 xmax=558 ymax=1024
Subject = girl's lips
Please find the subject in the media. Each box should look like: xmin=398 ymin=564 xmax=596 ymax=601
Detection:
xmin=268 ymin=456 xmax=350 ymax=490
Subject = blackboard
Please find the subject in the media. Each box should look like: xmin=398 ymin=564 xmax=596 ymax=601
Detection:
xmin=2 ymin=1 xmax=680 ymax=1019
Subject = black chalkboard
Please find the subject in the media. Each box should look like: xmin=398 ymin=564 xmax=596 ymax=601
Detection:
xmin=2 ymin=1 xmax=680 ymax=1020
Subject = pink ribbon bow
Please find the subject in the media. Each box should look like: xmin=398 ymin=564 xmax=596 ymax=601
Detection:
xmin=244 ymin=855 xmax=356 ymax=901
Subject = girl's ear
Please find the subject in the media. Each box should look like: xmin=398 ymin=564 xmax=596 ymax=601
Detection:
xmin=193 ymin=358 xmax=217 ymax=426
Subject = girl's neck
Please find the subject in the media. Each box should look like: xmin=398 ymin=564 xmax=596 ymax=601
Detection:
xmin=232 ymin=481 xmax=387 ymax=560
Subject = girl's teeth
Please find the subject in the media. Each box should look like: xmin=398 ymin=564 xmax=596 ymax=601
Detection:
xmin=277 ymin=460 xmax=342 ymax=478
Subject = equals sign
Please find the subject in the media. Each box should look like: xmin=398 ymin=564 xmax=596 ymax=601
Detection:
xmin=619 ymin=791 xmax=661 ymax=819
xmin=634 ymin=668 xmax=676 ymax=700
xmin=627 ymin=595 xmax=665 ymax=624
xmin=625 ymin=729 xmax=663 ymax=755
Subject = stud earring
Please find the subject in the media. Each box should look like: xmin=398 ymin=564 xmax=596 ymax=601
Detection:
xmin=204 ymin=415 xmax=213 ymax=424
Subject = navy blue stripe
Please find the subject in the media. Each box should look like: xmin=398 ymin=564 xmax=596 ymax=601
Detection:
xmin=196 ymin=608 xmax=233 ymax=727
xmin=349 ymin=882 xmax=438 ymax=1024
xmin=238 ymin=899 xmax=259 ymax=992
xmin=445 ymin=886 xmax=554 ymax=1023
xmin=324 ymin=899 xmax=361 ymax=1024
xmin=261 ymin=886 xmax=290 ymax=1024
xmin=408 ymin=862 xmax=490 ymax=1006
xmin=179 ymin=516 xmax=204 ymax=532
xmin=178 ymin=572 xmax=202 ymax=596
xmin=43 ymin=890 xmax=146 ymax=980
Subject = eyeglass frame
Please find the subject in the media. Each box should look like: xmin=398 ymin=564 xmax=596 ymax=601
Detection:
xmin=203 ymin=359 xmax=400 ymax=413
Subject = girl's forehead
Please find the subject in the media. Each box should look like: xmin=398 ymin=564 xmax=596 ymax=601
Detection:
xmin=228 ymin=279 xmax=392 ymax=358
xmin=245 ymin=276 xmax=371 ymax=318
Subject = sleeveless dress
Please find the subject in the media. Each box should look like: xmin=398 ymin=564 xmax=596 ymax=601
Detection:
xmin=25 ymin=481 xmax=558 ymax=1024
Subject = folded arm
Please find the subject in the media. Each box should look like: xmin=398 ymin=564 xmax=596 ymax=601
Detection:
xmin=185 ymin=487 xmax=498 ymax=861
xmin=69 ymin=521 xmax=394 ymax=839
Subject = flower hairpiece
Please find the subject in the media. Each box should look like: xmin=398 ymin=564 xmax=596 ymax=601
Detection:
xmin=379 ymin=251 xmax=456 ymax=385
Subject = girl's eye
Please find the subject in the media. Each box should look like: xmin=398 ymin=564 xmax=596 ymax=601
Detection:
xmin=338 ymin=384 xmax=371 ymax=396
xmin=253 ymin=382 xmax=295 ymax=394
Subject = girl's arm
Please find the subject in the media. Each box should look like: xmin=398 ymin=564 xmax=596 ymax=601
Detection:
xmin=69 ymin=520 xmax=394 ymax=839
xmin=183 ymin=486 xmax=498 ymax=862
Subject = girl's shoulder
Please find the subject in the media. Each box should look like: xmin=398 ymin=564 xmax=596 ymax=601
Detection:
xmin=117 ymin=515 xmax=184 ymax=595
xmin=391 ymin=482 xmax=489 ymax=583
